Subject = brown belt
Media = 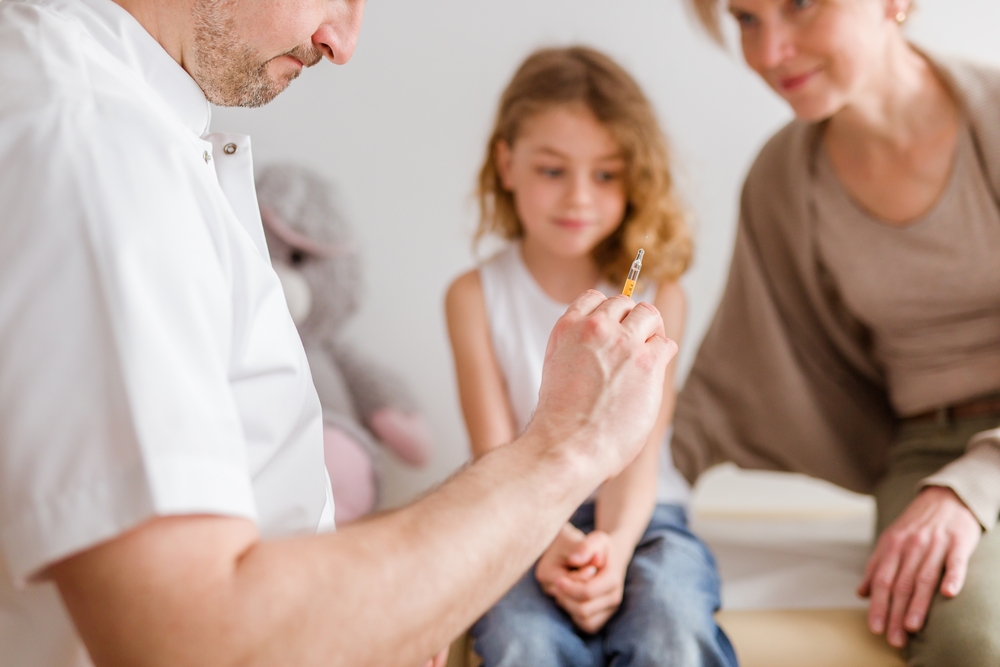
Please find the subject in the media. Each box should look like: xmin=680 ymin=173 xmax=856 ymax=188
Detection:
xmin=904 ymin=394 xmax=1000 ymax=425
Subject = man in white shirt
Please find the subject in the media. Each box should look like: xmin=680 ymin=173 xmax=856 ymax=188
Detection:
xmin=0 ymin=0 xmax=677 ymax=665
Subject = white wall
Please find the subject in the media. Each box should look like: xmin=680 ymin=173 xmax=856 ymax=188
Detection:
xmin=213 ymin=0 xmax=1000 ymax=509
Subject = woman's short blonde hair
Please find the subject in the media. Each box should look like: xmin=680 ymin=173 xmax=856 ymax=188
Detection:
xmin=688 ymin=0 xmax=727 ymax=43
xmin=476 ymin=46 xmax=692 ymax=286
xmin=687 ymin=0 xmax=916 ymax=43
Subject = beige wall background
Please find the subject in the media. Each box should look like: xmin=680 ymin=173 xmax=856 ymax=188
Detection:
xmin=213 ymin=0 xmax=1000 ymax=511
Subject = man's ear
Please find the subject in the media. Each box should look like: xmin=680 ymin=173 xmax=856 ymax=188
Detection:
xmin=495 ymin=139 xmax=514 ymax=192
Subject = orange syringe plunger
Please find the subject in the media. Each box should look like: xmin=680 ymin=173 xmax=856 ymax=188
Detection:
xmin=621 ymin=248 xmax=644 ymax=298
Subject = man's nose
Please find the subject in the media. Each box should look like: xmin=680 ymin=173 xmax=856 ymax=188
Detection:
xmin=312 ymin=0 xmax=365 ymax=64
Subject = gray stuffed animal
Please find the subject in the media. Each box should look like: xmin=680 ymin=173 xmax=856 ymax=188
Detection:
xmin=256 ymin=163 xmax=432 ymax=524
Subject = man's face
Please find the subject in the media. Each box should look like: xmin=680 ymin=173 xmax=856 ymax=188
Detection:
xmin=190 ymin=0 xmax=365 ymax=108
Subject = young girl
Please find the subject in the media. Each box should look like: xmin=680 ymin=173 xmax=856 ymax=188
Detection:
xmin=446 ymin=46 xmax=737 ymax=666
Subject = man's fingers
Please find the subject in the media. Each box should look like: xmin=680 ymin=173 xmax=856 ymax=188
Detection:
xmin=619 ymin=300 xmax=666 ymax=341
xmin=561 ymin=290 xmax=611 ymax=320
xmin=569 ymin=293 xmax=667 ymax=346
xmin=597 ymin=293 xmax=642 ymax=323
xmin=904 ymin=538 xmax=949 ymax=633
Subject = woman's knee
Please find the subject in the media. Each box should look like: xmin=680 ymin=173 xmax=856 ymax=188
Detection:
xmin=909 ymin=622 xmax=1000 ymax=667
xmin=908 ymin=593 xmax=1000 ymax=667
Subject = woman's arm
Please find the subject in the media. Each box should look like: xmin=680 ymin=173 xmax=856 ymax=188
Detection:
xmin=444 ymin=270 xmax=518 ymax=458
xmin=547 ymin=282 xmax=686 ymax=633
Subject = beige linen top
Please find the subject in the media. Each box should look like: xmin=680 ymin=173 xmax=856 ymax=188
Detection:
xmin=672 ymin=54 xmax=1000 ymax=529
xmin=814 ymin=122 xmax=1000 ymax=417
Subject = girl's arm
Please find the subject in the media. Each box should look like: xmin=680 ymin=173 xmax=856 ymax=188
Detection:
xmin=445 ymin=270 xmax=518 ymax=458
xmin=596 ymin=280 xmax=686 ymax=555
xmin=446 ymin=269 xmax=585 ymax=588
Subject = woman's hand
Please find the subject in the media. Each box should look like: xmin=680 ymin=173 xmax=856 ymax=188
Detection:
xmin=858 ymin=486 xmax=981 ymax=648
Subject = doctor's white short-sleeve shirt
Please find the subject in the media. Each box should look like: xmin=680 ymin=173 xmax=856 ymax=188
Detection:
xmin=0 ymin=0 xmax=335 ymax=663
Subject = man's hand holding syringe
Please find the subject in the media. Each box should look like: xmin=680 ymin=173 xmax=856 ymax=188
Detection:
xmin=49 ymin=290 xmax=676 ymax=667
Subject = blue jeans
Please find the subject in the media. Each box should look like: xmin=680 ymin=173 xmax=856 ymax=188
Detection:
xmin=471 ymin=504 xmax=738 ymax=667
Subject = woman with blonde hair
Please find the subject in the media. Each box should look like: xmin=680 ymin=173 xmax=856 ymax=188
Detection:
xmin=675 ymin=1 xmax=1000 ymax=665
xmin=446 ymin=46 xmax=736 ymax=665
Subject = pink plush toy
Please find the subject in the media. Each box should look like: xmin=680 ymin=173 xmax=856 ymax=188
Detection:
xmin=256 ymin=164 xmax=432 ymax=524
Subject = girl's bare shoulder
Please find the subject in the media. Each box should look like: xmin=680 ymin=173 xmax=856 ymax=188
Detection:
xmin=445 ymin=269 xmax=485 ymax=318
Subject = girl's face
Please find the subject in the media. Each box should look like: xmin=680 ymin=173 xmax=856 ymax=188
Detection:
xmin=729 ymin=0 xmax=904 ymax=121
xmin=496 ymin=105 xmax=628 ymax=260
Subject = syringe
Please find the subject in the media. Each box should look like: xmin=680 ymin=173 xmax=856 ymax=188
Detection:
xmin=621 ymin=248 xmax=644 ymax=298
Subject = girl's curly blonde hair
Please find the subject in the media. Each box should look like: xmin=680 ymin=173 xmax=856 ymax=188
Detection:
xmin=476 ymin=46 xmax=692 ymax=286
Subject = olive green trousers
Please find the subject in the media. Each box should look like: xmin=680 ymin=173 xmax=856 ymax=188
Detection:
xmin=874 ymin=415 xmax=1000 ymax=667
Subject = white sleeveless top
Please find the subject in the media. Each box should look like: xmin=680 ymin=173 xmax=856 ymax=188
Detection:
xmin=478 ymin=243 xmax=690 ymax=506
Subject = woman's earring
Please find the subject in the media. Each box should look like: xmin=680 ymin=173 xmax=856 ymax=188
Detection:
xmin=895 ymin=10 xmax=907 ymax=23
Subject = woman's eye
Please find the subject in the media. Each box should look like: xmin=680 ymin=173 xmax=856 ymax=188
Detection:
xmin=595 ymin=171 xmax=622 ymax=183
xmin=538 ymin=167 xmax=563 ymax=178
xmin=732 ymin=10 xmax=757 ymax=28
xmin=788 ymin=0 xmax=814 ymax=12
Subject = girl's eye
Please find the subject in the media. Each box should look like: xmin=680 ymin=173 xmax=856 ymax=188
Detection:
xmin=538 ymin=166 xmax=564 ymax=178
xmin=789 ymin=0 xmax=814 ymax=9
xmin=595 ymin=171 xmax=622 ymax=183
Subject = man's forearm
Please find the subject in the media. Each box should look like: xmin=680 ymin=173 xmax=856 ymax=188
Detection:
xmin=238 ymin=431 xmax=601 ymax=666
xmin=55 ymin=430 xmax=602 ymax=667
xmin=53 ymin=291 xmax=676 ymax=667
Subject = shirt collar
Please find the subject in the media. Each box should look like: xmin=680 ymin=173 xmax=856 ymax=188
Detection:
xmin=62 ymin=0 xmax=212 ymax=137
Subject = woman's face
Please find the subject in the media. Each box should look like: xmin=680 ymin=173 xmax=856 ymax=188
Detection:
xmin=496 ymin=105 xmax=628 ymax=260
xmin=729 ymin=0 xmax=903 ymax=121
